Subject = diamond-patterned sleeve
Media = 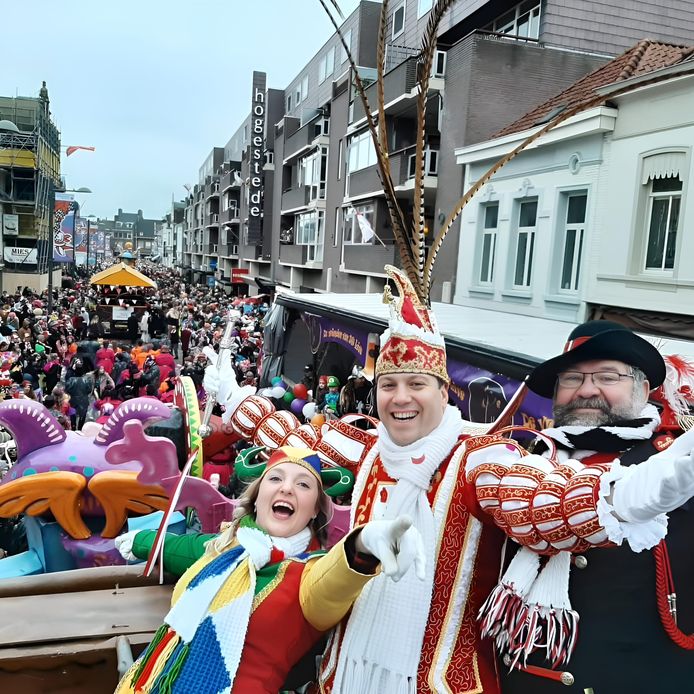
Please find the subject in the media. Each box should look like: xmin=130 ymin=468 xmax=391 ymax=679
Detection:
xmin=464 ymin=435 xmax=612 ymax=554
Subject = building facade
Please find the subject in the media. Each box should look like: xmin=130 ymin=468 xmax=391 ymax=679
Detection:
xmin=0 ymin=84 xmax=61 ymax=293
xmin=452 ymin=41 xmax=694 ymax=340
xmin=181 ymin=0 xmax=694 ymax=300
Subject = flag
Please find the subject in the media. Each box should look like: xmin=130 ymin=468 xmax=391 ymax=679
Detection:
xmin=66 ymin=145 xmax=96 ymax=157
xmin=353 ymin=206 xmax=375 ymax=243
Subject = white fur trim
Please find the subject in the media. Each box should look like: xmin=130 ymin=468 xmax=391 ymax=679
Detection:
xmin=380 ymin=318 xmax=446 ymax=348
xmin=597 ymin=459 xmax=668 ymax=551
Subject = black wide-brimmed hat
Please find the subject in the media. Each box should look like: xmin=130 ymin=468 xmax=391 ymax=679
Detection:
xmin=527 ymin=320 xmax=665 ymax=398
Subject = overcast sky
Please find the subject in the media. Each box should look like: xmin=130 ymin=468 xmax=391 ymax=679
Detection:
xmin=2 ymin=0 xmax=361 ymax=220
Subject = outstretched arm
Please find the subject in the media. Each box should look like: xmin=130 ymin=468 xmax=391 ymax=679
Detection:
xmin=116 ymin=530 xmax=215 ymax=577
xmin=464 ymin=430 xmax=694 ymax=555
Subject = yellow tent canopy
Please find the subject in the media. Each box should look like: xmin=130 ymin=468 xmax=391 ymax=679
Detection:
xmin=89 ymin=262 xmax=157 ymax=289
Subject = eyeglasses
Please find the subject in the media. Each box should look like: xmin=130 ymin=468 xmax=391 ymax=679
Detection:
xmin=556 ymin=371 xmax=634 ymax=388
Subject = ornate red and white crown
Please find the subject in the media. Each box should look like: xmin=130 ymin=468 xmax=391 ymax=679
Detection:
xmin=375 ymin=265 xmax=449 ymax=384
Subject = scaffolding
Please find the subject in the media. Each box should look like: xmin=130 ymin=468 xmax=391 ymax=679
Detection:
xmin=0 ymin=94 xmax=61 ymax=278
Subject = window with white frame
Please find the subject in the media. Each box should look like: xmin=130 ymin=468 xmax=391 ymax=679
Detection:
xmin=513 ymin=199 xmax=537 ymax=288
xmin=319 ymin=47 xmax=335 ymax=83
xmin=347 ymin=130 xmax=377 ymax=173
xmin=485 ymin=0 xmax=541 ymax=39
xmin=479 ymin=203 xmax=499 ymax=284
xmin=286 ymin=94 xmax=292 ymax=112
xmin=299 ymin=146 xmax=329 ymax=202
xmin=333 ymin=207 xmax=340 ymax=247
xmin=340 ymin=29 xmax=352 ymax=64
xmin=559 ymin=192 xmax=587 ymax=291
xmin=343 ymin=203 xmax=375 ymax=244
xmin=295 ymin=210 xmax=325 ymax=262
xmin=644 ymin=176 xmax=682 ymax=271
xmin=301 ymin=75 xmax=309 ymax=101
xmin=407 ymin=147 xmax=439 ymax=178
xmin=392 ymin=4 xmax=405 ymax=39
xmin=337 ymin=139 xmax=343 ymax=180
xmin=418 ymin=0 xmax=434 ymax=18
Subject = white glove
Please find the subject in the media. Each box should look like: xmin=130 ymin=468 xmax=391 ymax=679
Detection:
xmin=357 ymin=515 xmax=426 ymax=582
xmin=202 ymin=347 xmax=236 ymax=404
xmin=114 ymin=530 xmax=141 ymax=562
xmin=612 ymin=432 xmax=694 ymax=522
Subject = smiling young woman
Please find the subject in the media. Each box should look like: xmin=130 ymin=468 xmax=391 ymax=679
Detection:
xmin=114 ymin=446 xmax=422 ymax=694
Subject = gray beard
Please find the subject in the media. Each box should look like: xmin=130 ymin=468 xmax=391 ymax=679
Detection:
xmin=552 ymin=396 xmax=644 ymax=427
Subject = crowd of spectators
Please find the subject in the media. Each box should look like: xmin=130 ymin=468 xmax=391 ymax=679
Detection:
xmin=0 ymin=262 xmax=267 ymax=432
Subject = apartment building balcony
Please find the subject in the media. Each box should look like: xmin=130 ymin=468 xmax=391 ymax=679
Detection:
xmin=220 ymin=207 xmax=240 ymax=225
xmin=220 ymin=168 xmax=242 ymax=193
xmin=242 ymin=244 xmax=266 ymax=263
xmin=393 ymin=146 xmax=439 ymax=200
xmin=205 ymin=180 xmax=220 ymax=200
xmin=217 ymin=242 xmax=239 ymax=258
xmin=352 ymin=54 xmax=444 ymax=125
xmin=346 ymin=164 xmax=383 ymax=199
xmin=281 ymin=186 xmax=311 ymax=213
xmin=205 ymin=213 xmax=220 ymax=228
xmin=346 ymin=145 xmax=439 ymax=201
xmin=283 ymin=116 xmax=328 ymax=163
xmin=342 ymin=243 xmax=398 ymax=275
xmin=279 ymin=243 xmax=323 ymax=269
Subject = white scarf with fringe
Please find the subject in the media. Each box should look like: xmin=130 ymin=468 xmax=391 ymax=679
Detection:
xmin=332 ymin=405 xmax=463 ymax=694
xmin=479 ymin=404 xmax=661 ymax=670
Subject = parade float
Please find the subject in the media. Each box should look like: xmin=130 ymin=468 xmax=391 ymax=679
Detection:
xmin=90 ymin=246 xmax=157 ymax=336
xmin=0 ymin=352 xmax=376 ymax=690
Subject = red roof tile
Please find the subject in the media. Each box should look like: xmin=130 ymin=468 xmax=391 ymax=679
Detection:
xmin=494 ymin=40 xmax=694 ymax=138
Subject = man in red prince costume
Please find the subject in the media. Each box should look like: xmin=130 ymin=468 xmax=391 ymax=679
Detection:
xmin=320 ymin=265 xmax=506 ymax=693
xmin=320 ymin=266 xmax=694 ymax=693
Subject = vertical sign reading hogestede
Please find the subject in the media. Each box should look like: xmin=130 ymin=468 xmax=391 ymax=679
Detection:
xmin=247 ymin=71 xmax=267 ymax=246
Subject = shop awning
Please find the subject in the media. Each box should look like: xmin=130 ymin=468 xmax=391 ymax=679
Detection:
xmin=90 ymin=262 xmax=158 ymax=289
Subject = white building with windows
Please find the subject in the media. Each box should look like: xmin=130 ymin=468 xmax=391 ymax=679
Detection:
xmin=452 ymin=42 xmax=694 ymax=338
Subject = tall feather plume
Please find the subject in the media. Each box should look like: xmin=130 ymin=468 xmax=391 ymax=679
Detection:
xmin=317 ymin=0 xmax=420 ymax=288
xmin=376 ymin=0 xmax=391 ymax=181
xmin=422 ymin=62 xmax=694 ymax=296
xmin=412 ymin=0 xmax=456 ymax=290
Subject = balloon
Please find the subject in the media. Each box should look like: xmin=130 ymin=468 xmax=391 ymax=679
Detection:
xmin=302 ymin=402 xmax=317 ymax=420
xmin=311 ymin=413 xmax=326 ymax=428
xmin=270 ymin=386 xmax=286 ymax=399
xmin=278 ymin=380 xmax=288 ymax=391
xmin=293 ymin=383 xmax=308 ymax=400
xmin=290 ymin=398 xmax=306 ymax=415
xmin=282 ymin=390 xmax=295 ymax=404
xmin=271 ymin=377 xmax=282 ymax=387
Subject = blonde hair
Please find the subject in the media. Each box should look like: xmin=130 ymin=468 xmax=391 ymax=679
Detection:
xmin=206 ymin=474 xmax=334 ymax=557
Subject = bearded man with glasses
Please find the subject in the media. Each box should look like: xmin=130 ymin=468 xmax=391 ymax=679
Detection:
xmin=472 ymin=320 xmax=694 ymax=694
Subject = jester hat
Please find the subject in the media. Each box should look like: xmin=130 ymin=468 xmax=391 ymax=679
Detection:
xmin=235 ymin=445 xmax=354 ymax=498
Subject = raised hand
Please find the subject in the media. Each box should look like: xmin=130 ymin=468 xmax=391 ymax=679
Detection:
xmin=356 ymin=515 xmax=426 ymax=582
